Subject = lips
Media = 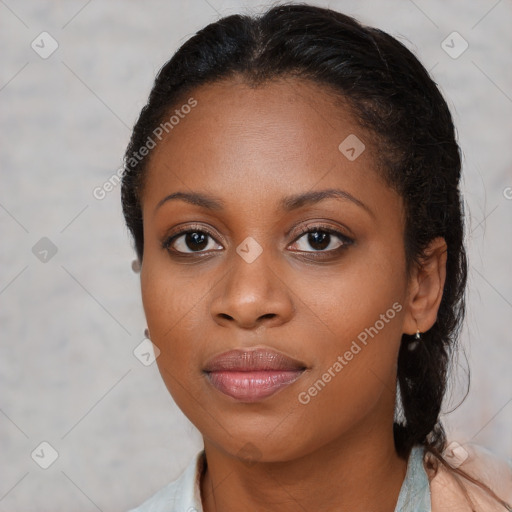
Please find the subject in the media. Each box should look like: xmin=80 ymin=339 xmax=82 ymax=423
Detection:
xmin=203 ymin=348 xmax=306 ymax=402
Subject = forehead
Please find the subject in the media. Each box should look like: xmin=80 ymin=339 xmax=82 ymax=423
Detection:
xmin=142 ymin=77 xmax=388 ymax=212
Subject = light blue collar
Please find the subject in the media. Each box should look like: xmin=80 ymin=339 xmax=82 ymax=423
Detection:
xmin=394 ymin=445 xmax=431 ymax=512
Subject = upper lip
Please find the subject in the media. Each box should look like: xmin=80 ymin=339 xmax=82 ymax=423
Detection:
xmin=203 ymin=348 xmax=307 ymax=372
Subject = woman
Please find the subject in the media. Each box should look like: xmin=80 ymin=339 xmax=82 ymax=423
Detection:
xmin=122 ymin=4 xmax=512 ymax=511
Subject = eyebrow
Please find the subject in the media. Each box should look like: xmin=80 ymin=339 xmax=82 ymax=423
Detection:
xmin=154 ymin=188 xmax=373 ymax=217
xmin=280 ymin=188 xmax=373 ymax=217
xmin=155 ymin=191 xmax=224 ymax=212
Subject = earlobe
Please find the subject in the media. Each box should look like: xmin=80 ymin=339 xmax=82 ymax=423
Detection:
xmin=403 ymin=237 xmax=448 ymax=336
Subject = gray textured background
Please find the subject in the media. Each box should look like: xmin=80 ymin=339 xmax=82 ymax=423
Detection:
xmin=1 ymin=0 xmax=511 ymax=510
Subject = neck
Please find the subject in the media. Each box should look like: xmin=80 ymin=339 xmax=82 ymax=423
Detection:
xmin=200 ymin=426 xmax=409 ymax=512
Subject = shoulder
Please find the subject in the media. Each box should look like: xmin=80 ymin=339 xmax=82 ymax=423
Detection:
xmin=126 ymin=451 xmax=205 ymax=512
xmin=426 ymin=441 xmax=512 ymax=512
xmin=126 ymin=480 xmax=181 ymax=512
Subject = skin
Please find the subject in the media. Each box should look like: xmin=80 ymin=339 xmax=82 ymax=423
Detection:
xmin=139 ymin=76 xmax=447 ymax=512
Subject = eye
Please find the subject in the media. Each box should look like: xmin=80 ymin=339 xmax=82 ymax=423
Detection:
xmin=289 ymin=226 xmax=353 ymax=253
xmin=162 ymin=224 xmax=353 ymax=257
xmin=163 ymin=227 xmax=223 ymax=254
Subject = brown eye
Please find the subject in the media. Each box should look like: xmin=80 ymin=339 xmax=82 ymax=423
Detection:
xmin=163 ymin=229 xmax=223 ymax=254
xmin=290 ymin=227 xmax=353 ymax=253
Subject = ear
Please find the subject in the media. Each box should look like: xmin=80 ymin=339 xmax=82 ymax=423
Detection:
xmin=403 ymin=237 xmax=447 ymax=335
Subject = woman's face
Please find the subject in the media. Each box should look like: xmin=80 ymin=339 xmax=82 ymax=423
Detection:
xmin=140 ymin=77 xmax=412 ymax=462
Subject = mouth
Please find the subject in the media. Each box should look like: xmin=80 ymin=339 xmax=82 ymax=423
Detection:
xmin=203 ymin=348 xmax=307 ymax=402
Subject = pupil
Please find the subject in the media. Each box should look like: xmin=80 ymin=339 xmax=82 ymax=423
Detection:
xmin=308 ymin=231 xmax=329 ymax=250
xmin=186 ymin=232 xmax=208 ymax=251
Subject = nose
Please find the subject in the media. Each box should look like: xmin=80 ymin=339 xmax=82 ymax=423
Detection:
xmin=210 ymin=245 xmax=295 ymax=330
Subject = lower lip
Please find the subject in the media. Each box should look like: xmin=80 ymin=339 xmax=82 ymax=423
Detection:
xmin=205 ymin=370 xmax=304 ymax=402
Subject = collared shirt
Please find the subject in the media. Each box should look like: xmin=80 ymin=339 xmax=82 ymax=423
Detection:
xmin=128 ymin=445 xmax=431 ymax=512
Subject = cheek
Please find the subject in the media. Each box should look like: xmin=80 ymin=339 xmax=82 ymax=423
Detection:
xmin=289 ymin=286 xmax=404 ymax=454
xmin=291 ymin=247 xmax=406 ymax=351
xmin=140 ymin=254 xmax=209 ymax=382
xmin=290 ymin=247 xmax=406 ymax=411
xmin=139 ymin=249 xmax=229 ymax=411
xmin=141 ymin=253 xmax=210 ymax=336
xmin=141 ymin=266 xmax=204 ymax=413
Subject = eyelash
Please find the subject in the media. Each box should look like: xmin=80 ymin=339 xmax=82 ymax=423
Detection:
xmin=162 ymin=223 xmax=354 ymax=260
